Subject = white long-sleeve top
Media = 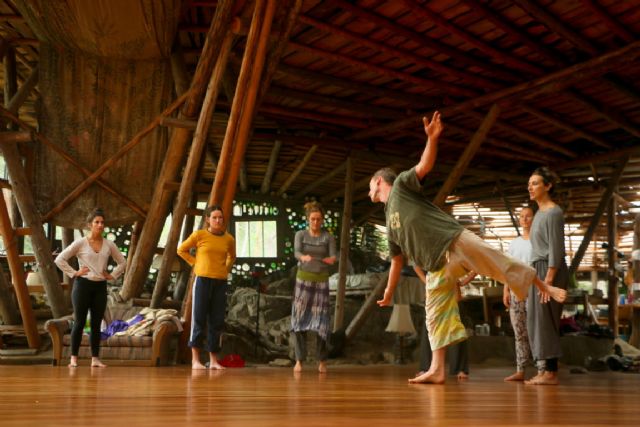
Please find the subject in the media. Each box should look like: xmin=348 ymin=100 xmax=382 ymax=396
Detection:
xmin=55 ymin=237 xmax=126 ymax=281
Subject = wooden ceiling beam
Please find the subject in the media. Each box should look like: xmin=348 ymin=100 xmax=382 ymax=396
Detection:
xmin=297 ymin=14 xmax=500 ymax=90
xmin=462 ymin=0 xmax=565 ymax=66
xmin=567 ymin=89 xmax=640 ymax=139
xmin=513 ymin=0 xmax=600 ymax=56
xmin=519 ymin=105 xmax=612 ymax=149
xmin=267 ymin=85 xmax=403 ymax=119
xmin=580 ymin=0 xmax=636 ymax=44
xmin=446 ymin=122 xmax=557 ymax=163
xmin=349 ymin=40 xmax=640 ymax=140
xmin=554 ymin=144 xmax=640 ymax=170
xmin=277 ymin=144 xmax=318 ymax=196
xmin=288 ymin=41 xmax=477 ymax=98
xmin=398 ymin=0 xmax=544 ymax=75
xmin=276 ymin=63 xmax=439 ymax=107
xmin=259 ymin=103 xmax=370 ymax=129
xmin=328 ymin=0 xmax=519 ymax=82
xmin=464 ymin=109 xmax=577 ymax=157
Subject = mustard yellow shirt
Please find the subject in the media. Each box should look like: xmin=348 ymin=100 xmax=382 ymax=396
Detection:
xmin=177 ymin=230 xmax=236 ymax=279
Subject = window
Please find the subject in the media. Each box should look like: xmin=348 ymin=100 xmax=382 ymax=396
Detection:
xmin=235 ymin=220 xmax=277 ymax=258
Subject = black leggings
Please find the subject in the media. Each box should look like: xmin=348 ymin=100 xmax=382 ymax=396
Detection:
xmin=70 ymin=278 xmax=107 ymax=357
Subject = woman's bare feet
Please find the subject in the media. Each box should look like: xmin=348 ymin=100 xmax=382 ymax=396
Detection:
xmin=408 ymin=369 xmax=445 ymax=384
xmin=318 ymin=361 xmax=327 ymax=373
xmin=293 ymin=361 xmax=302 ymax=373
xmin=192 ymin=360 xmax=207 ymax=370
xmin=525 ymin=371 xmax=558 ymax=385
xmin=68 ymin=356 xmax=78 ymax=368
xmin=90 ymin=358 xmax=107 ymax=368
xmin=209 ymin=362 xmax=226 ymax=370
xmin=504 ymin=371 xmax=525 ymax=382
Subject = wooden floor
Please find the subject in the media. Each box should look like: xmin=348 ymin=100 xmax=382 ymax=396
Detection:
xmin=0 ymin=364 xmax=637 ymax=426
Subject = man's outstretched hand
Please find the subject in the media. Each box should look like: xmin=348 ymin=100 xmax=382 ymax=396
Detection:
xmin=423 ymin=111 xmax=443 ymax=141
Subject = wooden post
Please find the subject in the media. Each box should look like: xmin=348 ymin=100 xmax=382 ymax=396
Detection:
xmin=260 ymin=139 xmax=282 ymax=194
xmin=569 ymin=158 xmax=628 ymax=275
xmin=345 ymin=272 xmax=387 ymax=340
xmin=125 ymin=220 xmax=144 ymax=282
xmin=120 ymin=0 xmax=236 ymax=301
xmin=433 ymin=104 xmax=501 ymax=207
xmin=0 ymin=187 xmax=40 ymax=347
xmin=0 ymin=141 xmax=67 ymax=318
xmin=151 ymin=31 xmax=234 ymax=308
xmin=334 ymin=157 xmax=353 ymax=332
xmin=276 ymin=145 xmax=318 ymax=197
xmin=607 ymin=196 xmax=618 ymax=336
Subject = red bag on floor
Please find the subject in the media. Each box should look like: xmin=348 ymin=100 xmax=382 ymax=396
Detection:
xmin=219 ymin=354 xmax=245 ymax=368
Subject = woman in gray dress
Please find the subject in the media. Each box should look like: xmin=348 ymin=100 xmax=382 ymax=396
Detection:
xmin=291 ymin=201 xmax=336 ymax=373
xmin=525 ymin=167 xmax=568 ymax=385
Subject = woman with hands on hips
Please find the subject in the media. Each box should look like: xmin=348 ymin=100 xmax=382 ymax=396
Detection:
xmin=55 ymin=208 xmax=126 ymax=368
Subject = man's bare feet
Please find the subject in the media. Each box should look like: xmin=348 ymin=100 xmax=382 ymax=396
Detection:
xmin=525 ymin=371 xmax=558 ymax=385
xmin=68 ymin=356 xmax=78 ymax=368
xmin=456 ymin=371 xmax=469 ymax=380
xmin=90 ymin=358 xmax=106 ymax=368
xmin=318 ymin=361 xmax=327 ymax=373
xmin=293 ymin=361 xmax=302 ymax=373
xmin=408 ymin=369 xmax=445 ymax=384
xmin=504 ymin=371 xmax=525 ymax=382
xmin=192 ymin=361 xmax=207 ymax=370
xmin=209 ymin=362 xmax=226 ymax=370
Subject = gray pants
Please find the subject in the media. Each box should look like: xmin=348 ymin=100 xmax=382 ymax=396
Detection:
xmin=293 ymin=331 xmax=328 ymax=362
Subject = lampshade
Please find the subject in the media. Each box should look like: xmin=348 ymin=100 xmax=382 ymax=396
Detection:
xmin=151 ymin=254 xmax=182 ymax=272
xmin=385 ymin=304 xmax=416 ymax=335
xmin=26 ymin=271 xmax=42 ymax=286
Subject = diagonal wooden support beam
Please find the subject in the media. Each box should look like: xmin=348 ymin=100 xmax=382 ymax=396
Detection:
xmin=261 ymin=138 xmax=282 ymax=194
xmin=433 ymin=104 xmax=501 ymax=207
xmin=7 ymin=65 xmax=38 ymax=114
xmin=277 ymin=145 xmax=318 ymax=197
xmin=41 ymin=91 xmax=191 ymax=223
xmin=294 ymin=159 xmax=346 ymax=199
xmin=0 ymin=105 xmax=147 ymax=219
xmin=569 ymin=157 xmax=629 ymax=276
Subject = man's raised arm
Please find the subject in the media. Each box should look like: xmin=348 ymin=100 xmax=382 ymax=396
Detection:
xmin=414 ymin=111 xmax=443 ymax=181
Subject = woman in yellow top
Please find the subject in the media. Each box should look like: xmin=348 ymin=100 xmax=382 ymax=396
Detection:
xmin=178 ymin=205 xmax=236 ymax=370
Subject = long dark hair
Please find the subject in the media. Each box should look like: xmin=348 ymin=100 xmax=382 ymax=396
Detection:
xmin=85 ymin=207 xmax=105 ymax=224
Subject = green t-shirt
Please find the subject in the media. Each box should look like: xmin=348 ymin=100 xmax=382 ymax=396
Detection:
xmin=386 ymin=167 xmax=463 ymax=272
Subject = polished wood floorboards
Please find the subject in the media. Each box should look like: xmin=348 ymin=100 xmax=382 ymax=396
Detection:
xmin=0 ymin=364 xmax=637 ymax=426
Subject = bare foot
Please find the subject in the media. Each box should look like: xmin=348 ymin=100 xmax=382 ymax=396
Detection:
xmin=456 ymin=371 xmax=469 ymax=380
xmin=318 ymin=361 xmax=327 ymax=373
xmin=525 ymin=371 xmax=558 ymax=385
xmin=209 ymin=362 xmax=226 ymax=370
xmin=68 ymin=356 xmax=78 ymax=368
xmin=293 ymin=361 xmax=302 ymax=373
xmin=91 ymin=358 xmax=107 ymax=368
xmin=504 ymin=371 xmax=525 ymax=382
xmin=192 ymin=361 xmax=207 ymax=370
xmin=408 ymin=370 xmax=445 ymax=384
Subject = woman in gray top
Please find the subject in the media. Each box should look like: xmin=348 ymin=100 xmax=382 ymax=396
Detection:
xmin=526 ymin=167 xmax=568 ymax=385
xmin=291 ymin=201 xmax=336 ymax=373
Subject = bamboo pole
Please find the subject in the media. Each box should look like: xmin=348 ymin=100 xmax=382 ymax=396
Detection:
xmin=220 ymin=0 xmax=277 ymax=217
xmin=0 ymin=175 xmax=41 ymax=348
xmin=433 ymin=104 xmax=501 ymax=207
xmin=120 ymin=0 xmax=236 ymax=301
xmin=151 ymin=31 xmax=233 ymax=308
xmin=334 ymin=157 xmax=353 ymax=332
xmin=276 ymin=145 xmax=318 ymax=197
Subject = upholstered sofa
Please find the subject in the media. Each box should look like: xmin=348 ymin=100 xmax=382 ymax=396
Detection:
xmin=45 ymin=304 xmax=182 ymax=366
